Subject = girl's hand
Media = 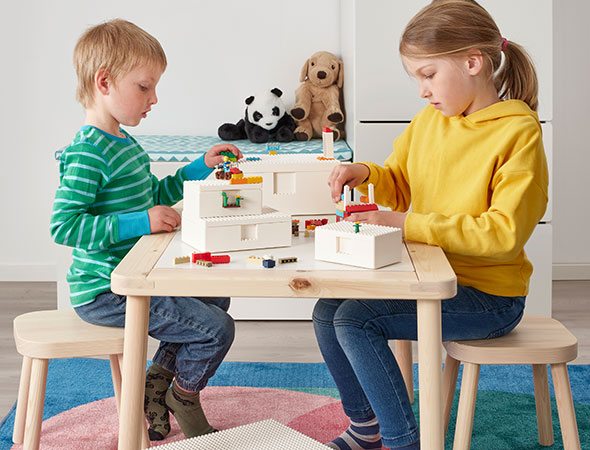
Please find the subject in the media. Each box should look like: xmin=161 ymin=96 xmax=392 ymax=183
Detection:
xmin=346 ymin=210 xmax=407 ymax=232
xmin=204 ymin=144 xmax=243 ymax=168
xmin=328 ymin=163 xmax=371 ymax=202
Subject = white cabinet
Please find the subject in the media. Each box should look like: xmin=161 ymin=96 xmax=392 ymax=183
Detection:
xmin=342 ymin=0 xmax=553 ymax=315
xmin=524 ymin=223 xmax=552 ymax=316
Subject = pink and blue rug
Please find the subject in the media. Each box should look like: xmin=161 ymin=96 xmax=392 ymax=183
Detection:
xmin=0 ymin=359 xmax=588 ymax=449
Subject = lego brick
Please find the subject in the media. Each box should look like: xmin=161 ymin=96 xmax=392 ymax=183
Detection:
xmin=262 ymin=259 xmax=276 ymax=268
xmin=345 ymin=203 xmax=379 ymax=213
xmin=191 ymin=252 xmax=211 ymax=263
xmin=314 ymin=221 xmax=402 ymax=269
xmin=219 ymin=150 xmax=238 ymax=161
xmin=210 ymin=254 xmax=231 ymax=264
xmin=322 ymin=127 xmax=334 ymax=159
xmin=173 ymin=256 xmax=190 ymax=264
xmin=278 ymin=256 xmax=298 ymax=264
xmin=195 ymin=259 xmax=213 ymax=267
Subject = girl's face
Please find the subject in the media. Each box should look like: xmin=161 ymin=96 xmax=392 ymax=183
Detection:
xmin=402 ymin=54 xmax=481 ymax=117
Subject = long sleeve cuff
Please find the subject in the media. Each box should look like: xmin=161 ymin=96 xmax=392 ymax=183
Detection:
xmin=117 ymin=211 xmax=151 ymax=240
xmin=182 ymin=154 xmax=214 ymax=181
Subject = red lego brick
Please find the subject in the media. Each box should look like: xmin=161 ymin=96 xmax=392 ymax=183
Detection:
xmin=345 ymin=203 xmax=378 ymax=214
xmin=211 ymin=255 xmax=231 ymax=264
xmin=192 ymin=252 xmax=211 ymax=263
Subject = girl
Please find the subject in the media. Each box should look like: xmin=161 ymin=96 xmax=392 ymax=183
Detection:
xmin=314 ymin=1 xmax=548 ymax=449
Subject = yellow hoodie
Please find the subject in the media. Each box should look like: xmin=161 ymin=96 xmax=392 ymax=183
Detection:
xmin=359 ymin=100 xmax=548 ymax=297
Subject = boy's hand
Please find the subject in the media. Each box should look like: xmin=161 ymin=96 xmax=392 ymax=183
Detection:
xmin=148 ymin=206 xmax=181 ymax=233
xmin=328 ymin=163 xmax=371 ymax=203
xmin=346 ymin=210 xmax=407 ymax=232
xmin=204 ymin=144 xmax=243 ymax=168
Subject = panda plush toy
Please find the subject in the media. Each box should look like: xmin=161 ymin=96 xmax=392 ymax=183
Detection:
xmin=218 ymin=88 xmax=296 ymax=143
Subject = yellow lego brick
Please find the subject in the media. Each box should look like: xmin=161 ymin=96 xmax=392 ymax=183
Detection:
xmin=246 ymin=176 xmax=263 ymax=184
xmin=173 ymin=256 xmax=190 ymax=264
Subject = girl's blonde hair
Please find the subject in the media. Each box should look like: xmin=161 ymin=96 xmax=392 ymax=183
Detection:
xmin=74 ymin=19 xmax=167 ymax=108
xmin=400 ymin=0 xmax=538 ymax=111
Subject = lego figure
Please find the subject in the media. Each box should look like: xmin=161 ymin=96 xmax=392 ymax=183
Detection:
xmin=353 ymin=221 xmax=361 ymax=233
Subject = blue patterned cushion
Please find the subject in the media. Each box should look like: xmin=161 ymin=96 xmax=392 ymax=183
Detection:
xmin=55 ymin=135 xmax=353 ymax=162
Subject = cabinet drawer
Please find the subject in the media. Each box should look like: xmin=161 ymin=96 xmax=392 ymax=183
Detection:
xmin=354 ymin=122 xmax=552 ymax=222
xmin=352 ymin=0 xmax=552 ymax=121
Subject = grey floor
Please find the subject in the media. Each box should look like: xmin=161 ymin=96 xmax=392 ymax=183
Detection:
xmin=1 ymin=280 xmax=588 ymax=420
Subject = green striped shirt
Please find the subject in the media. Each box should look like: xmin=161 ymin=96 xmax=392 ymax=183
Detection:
xmin=50 ymin=126 xmax=212 ymax=307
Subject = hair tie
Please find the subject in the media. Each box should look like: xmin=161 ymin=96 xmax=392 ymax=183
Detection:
xmin=501 ymin=37 xmax=509 ymax=52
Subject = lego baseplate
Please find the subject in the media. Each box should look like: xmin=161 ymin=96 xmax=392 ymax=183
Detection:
xmin=150 ymin=419 xmax=330 ymax=449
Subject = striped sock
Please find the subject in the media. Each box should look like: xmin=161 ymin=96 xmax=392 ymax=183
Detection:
xmin=327 ymin=416 xmax=382 ymax=450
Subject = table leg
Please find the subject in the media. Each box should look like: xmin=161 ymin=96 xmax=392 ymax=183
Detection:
xmin=118 ymin=295 xmax=150 ymax=450
xmin=417 ymin=299 xmax=443 ymax=450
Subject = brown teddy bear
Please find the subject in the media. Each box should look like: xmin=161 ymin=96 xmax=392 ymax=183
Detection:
xmin=291 ymin=51 xmax=344 ymax=141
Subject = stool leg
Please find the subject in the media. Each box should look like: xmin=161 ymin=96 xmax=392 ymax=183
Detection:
xmin=551 ymin=363 xmax=581 ymax=450
xmin=394 ymin=340 xmax=414 ymax=404
xmin=12 ymin=356 xmax=32 ymax=444
xmin=23 ymin=358 xmax=48 ymax=450
xmin=442 ymin=354 xmax=460 ymax=435
xmin=532 ymin=364 xmax=554 ymax=446
xmin=453 ymin=362 xmax=480 ymax=450
xmin=110 ymin=354 xmax=123 ymax=414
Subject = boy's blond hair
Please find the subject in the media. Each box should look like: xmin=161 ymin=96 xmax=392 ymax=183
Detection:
xmin=74 ymin=19 xmax=167 ymax=108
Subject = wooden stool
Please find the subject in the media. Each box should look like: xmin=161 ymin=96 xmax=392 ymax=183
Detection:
xmin=443 ymin=316 xmax=581 ymax=450
xmin=12 ymin=309 xmax=149 ymax=450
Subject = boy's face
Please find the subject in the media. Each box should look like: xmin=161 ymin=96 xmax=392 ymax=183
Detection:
xmin=103 ymin=64 xmax=163 ymax=127
xmin=402 ymin=55 xmax=479 ymax=117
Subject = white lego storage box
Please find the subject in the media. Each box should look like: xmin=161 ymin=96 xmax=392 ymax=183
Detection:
xmin=314 ymin=221 xmax=402 ymax=269
xmin=183 ymin=180 xmax=263 ymax=218
xmin=182 ymin=207 xmax=292 ymax=252
xmin=237 ymin=154 xmax=340 ymax=215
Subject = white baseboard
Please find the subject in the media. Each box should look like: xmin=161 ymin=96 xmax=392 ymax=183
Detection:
xmin=553 ymin=264 xmax=590 ymax=280
xmin=0 ymin=264 xmax=57 ymax=282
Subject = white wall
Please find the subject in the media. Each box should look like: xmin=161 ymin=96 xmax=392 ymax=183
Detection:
xmin=1 ymin=0 xmax=589 ymax=281
xmin=0 ymin=0 xmax=340 ymax=280
xmin=552 ymin=1 xmax=590 ymax=279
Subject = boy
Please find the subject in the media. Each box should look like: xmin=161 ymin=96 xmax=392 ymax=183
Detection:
xmin=50 ymin=19 xmax=242 ymax=440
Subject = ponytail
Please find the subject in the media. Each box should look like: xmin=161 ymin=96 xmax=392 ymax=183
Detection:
xmin=496 ymin=40 xmax=539 ymax=111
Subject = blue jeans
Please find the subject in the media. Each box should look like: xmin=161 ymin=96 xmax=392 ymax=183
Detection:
xmin=312 ymin=285 xmax=525 ymax=449
xmin=75 ymin=292 xmax=235 ymax=392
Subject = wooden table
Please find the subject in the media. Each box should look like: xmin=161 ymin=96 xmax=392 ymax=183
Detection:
xmin=111 ymin=231 xmax=456 ymax=450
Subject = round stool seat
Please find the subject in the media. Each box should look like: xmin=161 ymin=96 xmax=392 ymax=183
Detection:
xmin=14 ymin=310 xmax=124 ymax=359
xmin=445 ymin=316 xmax=578 ymax=365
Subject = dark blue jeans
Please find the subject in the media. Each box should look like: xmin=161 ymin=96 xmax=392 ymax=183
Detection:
xmin=312 ymin=285 xmax=525 ymax=449
xmin=75 ymin=292 xmax=235 ymax=392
